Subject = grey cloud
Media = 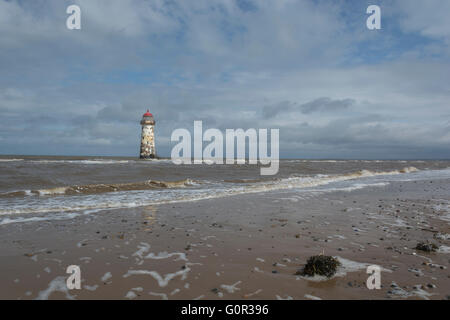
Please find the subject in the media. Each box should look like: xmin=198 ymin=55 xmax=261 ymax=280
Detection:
xmin=279 ymin=114 xmax=450 ymax=158
xmin=0 ymin=1 xmax=449 ymax=159
xmin=395 ymin=0 xmax=450 ymax=39
xmin=261 ymin=98 xmax=354 ymax=119
xmin=262 ymin=101 xmax=295 ymax=119
xmin=299 ymin=97 xmax=355 ymax=114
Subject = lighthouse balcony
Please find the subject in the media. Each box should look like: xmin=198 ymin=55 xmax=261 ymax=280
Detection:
xmin=140 ymin=119 xmax=155 ymax=125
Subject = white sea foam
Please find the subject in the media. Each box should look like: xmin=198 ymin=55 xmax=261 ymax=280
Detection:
xmin=244 ymin=289 xmax=262 ymax=298
xmin=304 ymin=294 xmax=322 ymax=300
xmin=438 ymin=246 xmax=450 ymax=254
xmin=388 ymin=283 xmax=435 ymax=300
xmin=37 ymin=187 xmax=68 ymax=196
xmin=30 ymin=159 xmax=130 ymax=164
xmin=83 ymin=285 xmax=98 ymax=291
xmin=133 ymin=242 xmax=151 ymax=259
xmin=337 ymin=257 xmax=391 ymax=276
xmin=170 ymin=288 xmax=180 ymax=296
xmin=36 ymin=276 xmax=75 ymax=300
xmin=300 ymin=257 xmax=392 ymax=282
xmin=2 ymin=166 xmax=449 ymax=226
xmin=101 ymin=272 xmax=112 ymax=282
xmin=434 ymin=233 xmax=450 ymax=240
xmin=144 ymin=251 xmax=187 ymax=261
xmin=25 ymin=158 xmax=173 ymax=165
xmin=220 ymin=281 xmax=242 ymax=294
xmin=148 ymin=292 xmax=168 ymax=300
xmin=433 ymin=202 xmax=450 ymax=222
xmin=125 ymin=291 xmax=138 ymax=299
xmin=123 ymin=266 xmax=191 ymax=287
xmin=276 ymin=295 xmax=293 ymax=300
xmin=0 ymin=216 xmax=54 ymax=225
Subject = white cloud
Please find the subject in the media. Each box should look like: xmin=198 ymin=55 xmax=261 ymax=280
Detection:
xmin=0 ymin=0 xmax=449 ymax=158
xmin=395 ymin=0 xmax=450 ymax=39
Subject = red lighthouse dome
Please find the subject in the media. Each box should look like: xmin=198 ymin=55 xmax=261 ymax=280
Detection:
xmin=143 ymin=109 xmax=153 ymax=117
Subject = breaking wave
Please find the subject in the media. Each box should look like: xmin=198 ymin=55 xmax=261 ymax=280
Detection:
xmin=0 ymin=167 xmax=424 ymax=222
xmin=0 ymin=158 xmax=24 ymax=162
xmin=0 ymin=179 xmax=198 ymax=198
xmin=21 ymin=159 xmax=173 ymax=164
xmin=1 ymin=168 xmax=418 ymax=199
xmin=243 ymin=167 xmax=419 ymax=191
xmin=29 ymin=159 xmax=131 ymax=164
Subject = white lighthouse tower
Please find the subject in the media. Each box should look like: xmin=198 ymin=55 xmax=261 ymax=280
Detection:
xmin=140 ymin=109 xmax=156 ymax=159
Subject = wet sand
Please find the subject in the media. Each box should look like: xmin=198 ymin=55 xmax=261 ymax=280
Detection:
xmin=0 ymin=178 xmax=449 ymax=300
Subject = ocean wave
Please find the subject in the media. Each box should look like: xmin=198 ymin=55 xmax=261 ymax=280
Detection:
xmin=25 ymin=158 xmax=174 ymax=164
xmin=0 ymin=179 xmax=199 ymax=198
xmin=0 ymin=167 xmax=418 ymax=200
xmin=29 ymin=159 xmax=131 ymax=164
xmin=211 ymin=167 xmax=419 ymax=197
xmin=0 ymin=167 xmax=422 ymax=219
xmin=277 ymin=167 xmax=418 ymax=188
xmin=36 ymin=179 xmax=198 ymax=196
xmin=223 ymin=178 xmax=276 ymax=184
xmin=0 ymin=158 xmax=24 ymax=162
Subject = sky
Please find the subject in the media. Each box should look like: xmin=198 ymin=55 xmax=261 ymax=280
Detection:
xmin=0 ymin=0 xmax=449 ymax=159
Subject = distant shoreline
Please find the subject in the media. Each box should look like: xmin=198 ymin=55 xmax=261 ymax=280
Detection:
xmin=1 ymin=154 xmax=450 ymax=161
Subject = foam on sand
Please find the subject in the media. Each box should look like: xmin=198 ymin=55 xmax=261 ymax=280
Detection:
xmin=144 ymin=251 xmax=187 ymax=261
xmin=149 ymin=292 xmax=169 ymax=300
xmin=276 ymin=294 xmax=293 ymax=300
xmin=133 ymin=242 xmax=151 ymax=259
xmin=220 ymin=280 xmax=242 ymax=293
xmin=300 ymin=256 xmax=392 ymax=282
xmin=36 ymin=276 xmax=75 ymax=300
xmin=125 ymin=291 xmax=137 ymax=299
xmin=83 ymin=285 xmax=98 ymax=291
xmin=438 ymin=245 xmax=450 ymax=254
xmin=101 ymin=272 xmax=112 ymax=282
xmin=123 ymin=266 xmax=191 ymax=287
xmin=304 ymin=294 xmax=322 ymax=300
xmin=388 ymin=283 xmax=435 ymax=300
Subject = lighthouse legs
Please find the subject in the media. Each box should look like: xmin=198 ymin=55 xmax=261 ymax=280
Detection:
xmin=140 ymin=154 xmax=156 ymax=159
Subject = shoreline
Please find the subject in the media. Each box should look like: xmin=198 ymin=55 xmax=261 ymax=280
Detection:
xmin=0 ymin=177 xmax=449 ymax=300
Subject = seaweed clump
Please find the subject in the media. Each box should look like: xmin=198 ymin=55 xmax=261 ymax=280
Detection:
xmin=415 ymin=242 xmax=438 ymax=252
xmin=296 ymin=255 xmax=341 ymax=278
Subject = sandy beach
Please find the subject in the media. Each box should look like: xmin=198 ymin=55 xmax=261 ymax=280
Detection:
xmin=2 ymin=0 xmax=450 ymax=306
xmin=1 ymin=173 xmax=449 ymax=300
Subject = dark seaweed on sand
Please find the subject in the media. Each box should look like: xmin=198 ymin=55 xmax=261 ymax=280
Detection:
xmin=296 ymin=255 xmax=341 ymax=278
xmin=415 ymin=242 xmax=438 ymax=252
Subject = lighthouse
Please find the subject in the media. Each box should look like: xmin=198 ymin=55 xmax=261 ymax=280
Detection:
xmin=140 ymin=109 xmax=156 ymax=159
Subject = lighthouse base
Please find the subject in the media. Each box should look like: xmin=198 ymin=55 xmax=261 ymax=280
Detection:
xmin=140 ymin=154 xmax=156 ymax=159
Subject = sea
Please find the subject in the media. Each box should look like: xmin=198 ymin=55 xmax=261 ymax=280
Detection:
xmin=1 ymin=155 xmax=449 ymax=226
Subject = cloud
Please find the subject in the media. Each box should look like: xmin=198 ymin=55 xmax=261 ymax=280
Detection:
xmin=262 ymin=101 xmax=294 ymax=119
xmin=299 ymin=97 xmax=355 ymax=114
xmin=261 ymin=97 xmax=355 ymax=119
xmin=0 ymin=0 xmax=449 ymax=159
xmin=394 ymin=0 xmax=450 ymax=39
